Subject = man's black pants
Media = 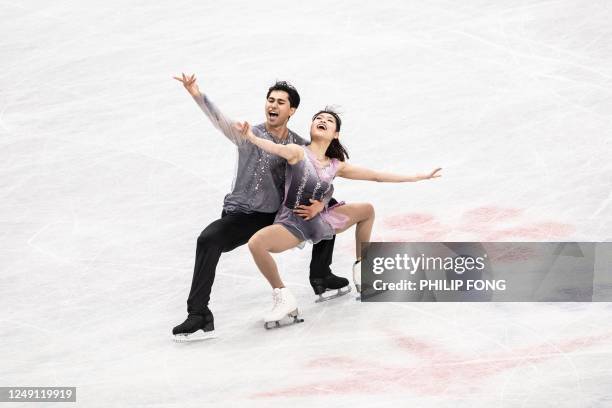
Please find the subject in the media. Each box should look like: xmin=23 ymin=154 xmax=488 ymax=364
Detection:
xmin=186 ymin=200 xmax=337 ymax=315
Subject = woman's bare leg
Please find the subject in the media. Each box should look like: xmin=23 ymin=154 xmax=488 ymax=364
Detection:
xmin=332 ymin=203 xmax=375 ymax=260
xmin=248 ymin=224 xmax=302 ymax=288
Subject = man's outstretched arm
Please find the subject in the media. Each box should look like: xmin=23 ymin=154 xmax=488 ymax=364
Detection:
xmin=174 ymin=73 xmax=244 ymax=145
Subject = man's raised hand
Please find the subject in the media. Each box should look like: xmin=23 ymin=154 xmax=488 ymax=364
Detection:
xmin=173 ymin=72 xmax=200 ymax=97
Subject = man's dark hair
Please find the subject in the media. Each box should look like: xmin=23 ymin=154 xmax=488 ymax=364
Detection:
xmin=312 ymin=107 xmax=349 ymax=162
xmin=267 ymin=81 xmax=300 ymax=109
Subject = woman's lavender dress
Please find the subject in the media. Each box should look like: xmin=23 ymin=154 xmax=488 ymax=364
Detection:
xmin=274 ymin=146 xmax=349 ymax=245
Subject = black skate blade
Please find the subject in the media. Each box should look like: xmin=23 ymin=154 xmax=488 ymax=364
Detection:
xmin=172 ymin=329 xmax=216 ymax=343
xmin=264 ymin=312 xmax=304 ymax=330
xmin=315 ymin=286 xmax=352 ymax=303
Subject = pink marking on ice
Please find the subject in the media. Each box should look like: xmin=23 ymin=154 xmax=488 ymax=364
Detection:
xmin=379 ymin=235 xmax=417 ymax=242
xmin=463 ymin=206 xmax=523 ymax=223
xmin=381 ymin=214 xmax=450 ymax=241
xmin=419 ymin=229 xmax=451 ymax=241
xmin=250 ymin=332 xmax=612 ymax=399
xmin=305 ymin=356 xmax=360 ymax=369
xmin=380 ymin=206 xmax=575 ymax=242
xmin=383 ymin=213 xmax=436 ymax=228
xmin=393 ymin=336 xmax=457 ymax=361
xmin=485 ymin=222 xmax=575 ymax=240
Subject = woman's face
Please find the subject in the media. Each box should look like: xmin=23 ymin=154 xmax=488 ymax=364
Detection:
xmin=310 ymin=112 xmax=339 ymax=141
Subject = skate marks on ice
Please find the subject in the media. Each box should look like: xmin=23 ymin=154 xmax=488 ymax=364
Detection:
xmin=381 ymin=205 xmax=575 ymax=242
xmin=250 ymin=329 xmax=612 ymax=400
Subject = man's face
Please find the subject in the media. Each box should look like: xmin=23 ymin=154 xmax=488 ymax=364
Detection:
xmin=265 ymin=90 xmax=296 ymax=127
xmin=310 ymin=112 xmax=339 ymax=141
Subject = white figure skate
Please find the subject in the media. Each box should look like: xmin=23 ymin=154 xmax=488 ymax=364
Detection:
xmin=353 ymin=260 xmax=362 ymax=301
xmin=263 ymin=287 xmax=304 ymax=329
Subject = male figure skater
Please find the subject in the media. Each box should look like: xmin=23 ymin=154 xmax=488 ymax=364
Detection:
xmin=171 ymin=73 xmax=348 ymax=341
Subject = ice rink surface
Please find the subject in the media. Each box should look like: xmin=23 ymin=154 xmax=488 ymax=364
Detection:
xmin=1 ymin=0 xmax=612 ymax=406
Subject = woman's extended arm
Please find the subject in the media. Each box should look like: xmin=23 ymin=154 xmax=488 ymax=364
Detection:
xmin=233 ymin=121 xmax=304 ymax=164
xmin=337 ymin=163 xmax=442 ymax=182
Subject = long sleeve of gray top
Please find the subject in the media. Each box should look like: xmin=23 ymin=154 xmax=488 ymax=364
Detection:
xmin=192 ymin=93 xmax=245 ymax=146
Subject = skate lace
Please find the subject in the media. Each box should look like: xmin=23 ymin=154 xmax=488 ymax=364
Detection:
xmin=272 ymin=290 xmax=285 ymax=308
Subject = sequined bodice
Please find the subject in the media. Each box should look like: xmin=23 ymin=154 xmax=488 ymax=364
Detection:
xmin=283 ymin=147 xmax=340 ymax=209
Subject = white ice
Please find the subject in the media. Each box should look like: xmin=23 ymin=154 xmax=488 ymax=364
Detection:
xmin=1 ymin=0 xmax=612 ymax=407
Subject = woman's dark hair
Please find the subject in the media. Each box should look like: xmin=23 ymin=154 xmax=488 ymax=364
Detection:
xmin=312 ymin=108 xmax=349 ymax=162
xmin=267 ymin=81 xmax=300 ymax=108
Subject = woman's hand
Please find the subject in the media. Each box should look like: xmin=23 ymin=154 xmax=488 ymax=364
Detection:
xmin=422 ymin=167 xmax=442 ymax=180
xmin=233 ymin=121 xmax=256 ymax=142
xmin=173 ymin=72 xmax=200 ymax=97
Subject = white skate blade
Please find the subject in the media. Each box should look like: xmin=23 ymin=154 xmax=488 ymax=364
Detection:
xmin=172 ymin=329 xmax=216 ymax=343
xmin=315 ymin=285 xmax=352 ymax=303
xmin=264 ymin=309 xmax=304 ymax=330
xmin=356 ymin=287 xmax=388 ymax=301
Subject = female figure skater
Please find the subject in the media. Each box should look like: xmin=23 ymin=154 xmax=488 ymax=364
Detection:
xmin=233 ymin=109 xmax=441 ymax=328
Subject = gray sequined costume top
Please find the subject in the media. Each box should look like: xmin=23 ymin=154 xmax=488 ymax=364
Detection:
xmin=193 ymin=93 xmax=307 ymax=213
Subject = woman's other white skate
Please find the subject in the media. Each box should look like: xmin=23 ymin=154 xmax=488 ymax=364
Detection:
xmin=353 ymin=260 xmax=362 ymax=301
xmin=263 ymin=287 xmax=304 ymax=329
